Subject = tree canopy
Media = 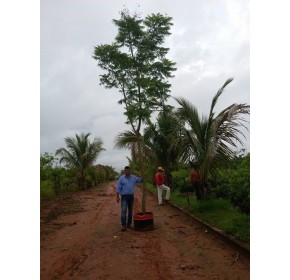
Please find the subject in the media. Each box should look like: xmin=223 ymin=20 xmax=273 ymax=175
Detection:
xmin=93 ymin=9 xmax=176 ymax=133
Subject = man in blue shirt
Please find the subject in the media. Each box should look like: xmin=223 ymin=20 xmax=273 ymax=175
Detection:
xmin=116 ymin=166 xmax=143 ymax=231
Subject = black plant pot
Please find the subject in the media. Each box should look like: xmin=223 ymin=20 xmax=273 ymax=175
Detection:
xmin=133 ymin=211 xmax=154 ymax=231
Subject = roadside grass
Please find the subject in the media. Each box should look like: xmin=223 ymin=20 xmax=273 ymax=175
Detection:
xmin=41 ymin=181 xmax=79 ymax=202
xmin=40 ymin=181 xmax=56 ymax=200
xmin=146 ymin=183 xmax=250 ymax=243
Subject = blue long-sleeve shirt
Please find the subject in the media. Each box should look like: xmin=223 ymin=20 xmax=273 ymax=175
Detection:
xmin=116 ymin=175 xmax=143 ymax=195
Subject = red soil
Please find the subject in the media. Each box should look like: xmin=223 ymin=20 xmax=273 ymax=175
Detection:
xmin=40 ymin=182 xmax=250 ymax=280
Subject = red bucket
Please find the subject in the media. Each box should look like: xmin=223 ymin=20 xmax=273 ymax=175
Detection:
xmin=133 ymin=212 xmax=154 ymax=231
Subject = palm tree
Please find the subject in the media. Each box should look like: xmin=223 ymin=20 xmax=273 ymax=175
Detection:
xmin=143 ymin=109 xmax=181 ymax=185
xmin=115 ymin=129 xmax=158 ymax=213
xmin=55 ymin=133 xmax=105 ymax=190
xmin=174 ymin=78 xmax=249 ymax=197
xmin=115 ymin=110 xmax=181 ymax=190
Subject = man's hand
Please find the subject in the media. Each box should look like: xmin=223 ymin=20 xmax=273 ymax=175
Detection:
xmin=116 ymin=195 xmax=120 ymax=203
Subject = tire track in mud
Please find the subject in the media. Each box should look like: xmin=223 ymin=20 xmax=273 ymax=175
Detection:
xmin=41 ymin=183 xmax=117 ymax=279
xmin=132 ymin=186 xmax=249 ymax=280
xmin=132 ymin=193 xmax=174 ymax=280
xmin=41 ymin=182 xmax=249 ymax=280
xmin=59 ymin=184 xmax=118 ymax=279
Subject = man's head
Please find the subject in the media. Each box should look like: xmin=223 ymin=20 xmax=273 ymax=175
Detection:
xmin=157 ymin=166 xmax=164 ymax=172
xmin=124 ymin=166 xmax=131 ymax=176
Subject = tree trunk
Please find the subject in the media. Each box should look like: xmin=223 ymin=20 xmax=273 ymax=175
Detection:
xmin=138 ymin=136 xmax=147 ymax=214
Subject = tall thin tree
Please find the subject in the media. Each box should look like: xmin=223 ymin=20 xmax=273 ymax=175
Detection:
xmin=93 ymin=9 xmax=176 ymax=212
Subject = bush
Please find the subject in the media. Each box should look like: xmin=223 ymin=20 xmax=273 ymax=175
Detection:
xmin=179 ymin=182 xmax=193 ymax=193
xmin=228 ymin=154 xmax=250 ymax=214
xmin=224 ymin=214 xmax=250 ymax=243
xmin=212 ymin=153 xmax=250 ymax=214
xmin=40 ymin=180 xmax=55 ymax=200
xmin=230 ymin=184 xmax=250 ymax=214
xmin=171 ymin=169 xmax=190 ymax=192
xmin=212 ymin=184 xmax=231 ymax=199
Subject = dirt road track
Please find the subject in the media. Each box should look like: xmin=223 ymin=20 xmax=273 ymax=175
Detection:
xmin=41 ymin=181 xmax=250 ymax=280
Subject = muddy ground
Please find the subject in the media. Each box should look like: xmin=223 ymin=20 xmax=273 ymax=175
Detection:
xmin=40 ymin=181 xmax=250 ymax=280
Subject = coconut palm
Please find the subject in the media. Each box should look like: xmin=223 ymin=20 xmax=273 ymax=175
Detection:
xmin=174 ymin=78 xmax=249 ymax=197
xmin=115 ymin=130 xmax=157 ymax=173
xmin=115 ymin=109 xmax=181 ymax=189
xmin=55 ymin=133 xmax=105 ymax=190
xmin=143 ymin=109 xmax=181 ymax=185
xmin=115 ymin=129 xmax=158 ymax=213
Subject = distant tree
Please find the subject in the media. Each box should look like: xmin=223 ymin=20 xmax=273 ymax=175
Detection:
xmin=55 ymin=133 xmax=105 ymax=190
xmin=40 ymin=152 xmax=56 ymax=181
xmin=93 ymin=9 xmax=176 ymax=212
xmin=174 ymin=78 xmax=250 ymax=198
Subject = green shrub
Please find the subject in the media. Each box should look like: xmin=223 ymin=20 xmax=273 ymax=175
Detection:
xmin=40 ymin=180 xmax=55 ymax=200
xmin=212 ymin=184 xmax=231 ymax=199
xmin=211 ymin=153 xmax=250 ymax=214
xmin=146 ymin=183 xmax=249 ymax=243
xmin=172 ymin=169 xmax=189 ymax=181
xmin=172 ymin=169 xmax=190 ymax=192
xmin=224 ymin=214 xmax=250 ymax=243
xmin=230 ymin=184 xmax=250 ymax=214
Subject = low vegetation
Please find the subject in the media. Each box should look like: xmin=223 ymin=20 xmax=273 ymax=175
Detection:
xmin=146 ymin=182 xmax=249 ymax=243
xmin=40 ymin=149 xmax=118 ymax=201
xmin=145 ymin=153 xmax=250 ymax=243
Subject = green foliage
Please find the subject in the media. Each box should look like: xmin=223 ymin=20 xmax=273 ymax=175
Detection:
xmin=40 ymin=152 xmax=56 ymax=181
xmin=40 ymin=150 xmax=110 ymax=200
xmin=172 ymin=169 xmax=189 ymax=181
xmin=40 ymin=180 xmax=55 ymax=200
xmin=173 ymin=79 xmax=250 ymax=188
xmin=146 ymin=183 xmax=249 ymax=243
xmin=191 ymin=200 xmax=250 ymax=243
xmin=229 ymin=184 xmax=250 ymax=215
xmin=171 ymin=169 xmax=190 ymax=192
xmin=212 ymin=153 xmax=250 ymax=214
xmin=190 ymin=198 xmax=233 ymax=212
xmin=55 ymin=133 xmax=105 ymax=190
xmin=143 ymin=110 xmax=181 ymax=175
xmin=93 ymin=9 xmax=176 ymax=131
xmin=95 ymin=10 xmax=177 ymax=213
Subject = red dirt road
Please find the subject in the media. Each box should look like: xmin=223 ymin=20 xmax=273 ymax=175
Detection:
xmin=41 ymin=182 xmax=250 ymax=280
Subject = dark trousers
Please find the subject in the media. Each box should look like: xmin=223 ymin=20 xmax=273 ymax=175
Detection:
xmin=192 ymin=182 xmax=203 ymax=200
xmin=121 ymin=194 xmax=134 ymax=226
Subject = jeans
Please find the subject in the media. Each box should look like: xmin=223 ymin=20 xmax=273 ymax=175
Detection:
xmin=121 ymin=194 xmax=134 ymax=227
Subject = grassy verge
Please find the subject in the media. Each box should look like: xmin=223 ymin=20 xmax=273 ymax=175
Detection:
xmin=41 ymin=180 xmax=79 ymax=201
xmin=146 ymin=183 xmax=249 ymax=243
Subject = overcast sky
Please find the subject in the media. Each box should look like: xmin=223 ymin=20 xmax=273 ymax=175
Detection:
xmin=41 ymin=0 xmax=250 ymax=172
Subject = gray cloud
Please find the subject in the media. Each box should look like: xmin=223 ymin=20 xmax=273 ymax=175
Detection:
xmin=41 ymin=0 xmax=250 ymax=172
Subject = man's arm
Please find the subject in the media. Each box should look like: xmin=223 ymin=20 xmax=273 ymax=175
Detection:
xmin=136 ymin=176 xmax=144 ymax=184
xmin=116 ymin=192 xmax=120 ymax=203
xmin=116 ymin=177 xmax=122 ymax=203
